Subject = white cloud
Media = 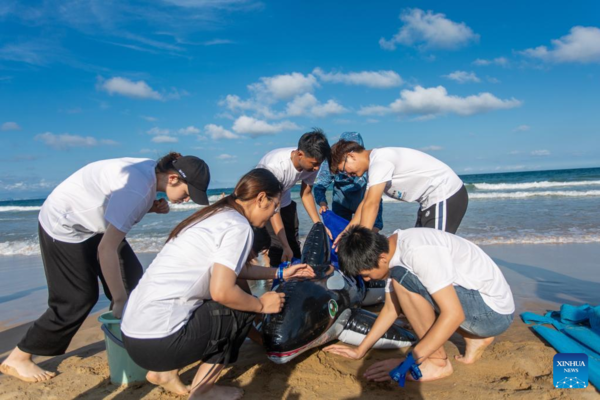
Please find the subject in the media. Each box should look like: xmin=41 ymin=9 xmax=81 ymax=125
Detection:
xmin=204 ymin=124 xmax=240 ymax=140
xmin=35 ymin=132 xmax=116 ymax=150
xmin=99 ymin=77 xmax=162 ymax=100
xmin=1 ymin=121 xmax=21 ymax=131
xmin=379 ymin=8 xmax=479 ymax=51
xmin=520 ymin=26 xmax=600 ymax=64
xmin=420 ymin=145 xmax=443 ymax=151
xmin=250 ymin=72 xmax=318 ymax=100
xmin=216 ymin=154 xmax=237 ymax=160
xmin=358 ymin=85 xmax=522 ymax=118
xmin=151 ymin=135 xmax=178 ymax=143
xmin=178 ymin=125 xmax=200 ymax=135
xmin=232 ymin=116 xmax=300 ymax=137
xmin=531 ymin=149 xmax=550 ymax=156
xmin=220 ymin=94 xmax=278 ymax=119
xmin=285 ymin=93 xmax=348 ymax=118
xmin=147 ymin=127 xmax=170 ymax=135
xmin=140 ymin=115 xmax=158 ymax=122
xmin=313 ymin=68 xmax=403 ymax=88
xmin=473 ymin=57 xmax=509 ymax=67
xmin=513 ymin=125 xmax=530 ymax=132
xmin=311 ymin=99 xmax=348 ymax=117
xmin=443 ymin=70 xmax=480 ymax=83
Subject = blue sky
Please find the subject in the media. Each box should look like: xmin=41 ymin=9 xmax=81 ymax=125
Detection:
xmin=1 ymin=0 xmax=599 ymax=199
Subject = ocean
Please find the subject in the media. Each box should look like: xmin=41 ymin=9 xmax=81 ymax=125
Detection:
xmin=1 ymin=167 xmax=599 ymax=256
xmin=1 ymin=166 xmax=599 ymax=325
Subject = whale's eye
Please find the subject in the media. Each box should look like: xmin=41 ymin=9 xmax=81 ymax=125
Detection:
xmin=328 ymin=299 xmax=338 ymax=319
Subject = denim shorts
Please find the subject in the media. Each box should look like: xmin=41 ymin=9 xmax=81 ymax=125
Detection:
xmin=390 ymin=266 xmax=514 ymax=338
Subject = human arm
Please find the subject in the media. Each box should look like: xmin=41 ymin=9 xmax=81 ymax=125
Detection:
xmin=411 ymin=285 xmax=465 ymax=362
xmin=238 ymin=263 xmax=315 ymax=280
xmin=210 ymin=264 xmax=285 ymax=314
xmin=301 ymin=181 xmax=321 ymax=224
xmin=324 ymin=290 xmax=402 ymax=359
xmin=269 ymin=212 xmax=293 ymax=262
xmin=332 ymin=182 xmax=386 ymax=248
xmin=98 ymin=224 xmax=128 ymax=318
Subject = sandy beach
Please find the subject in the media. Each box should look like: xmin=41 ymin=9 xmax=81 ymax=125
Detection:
xmin=1 ymin=243 xmax=599 ymax=399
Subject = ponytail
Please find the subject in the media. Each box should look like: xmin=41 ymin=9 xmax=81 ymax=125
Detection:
xmin=155 ymin=152 xmax=182 ymax=175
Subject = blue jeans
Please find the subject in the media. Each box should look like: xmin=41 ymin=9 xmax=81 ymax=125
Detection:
xmin=390 ymin=266 xmax=513 ymax=338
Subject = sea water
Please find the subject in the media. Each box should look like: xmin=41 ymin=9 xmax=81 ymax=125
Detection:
xmin=2 ymin=167 xmax=599 ymax=255
xmin=1 ymin=167 xmax=599 ymax=324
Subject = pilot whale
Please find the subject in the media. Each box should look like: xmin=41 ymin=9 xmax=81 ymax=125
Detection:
xmin=261 ymin=221 xmax=415 ymax=364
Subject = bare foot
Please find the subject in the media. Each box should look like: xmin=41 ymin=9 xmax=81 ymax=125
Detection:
xmin=190 ymin=385 xmax=244 ymax=400
xmin=455 ymin=337 xmax=494 ymax=364
xmin=147 ymin=370 xmax=190 ymax=395
xmin=0 ymin=348 xmax=56 ymax=383
xmin=410 ymin=358 xmax=453 ymax=382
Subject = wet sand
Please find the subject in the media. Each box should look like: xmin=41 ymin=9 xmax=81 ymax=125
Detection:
xmin=1 ymin=244 xmax=599 ymax=399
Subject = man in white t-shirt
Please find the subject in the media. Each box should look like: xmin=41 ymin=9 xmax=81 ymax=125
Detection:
xmin=255 ymin=129 xmax=331 ymax=266
xmin=325 ymin=226 xmax=514 ymax=385
xmin=329 ymin=141 xmax=468 ymax=247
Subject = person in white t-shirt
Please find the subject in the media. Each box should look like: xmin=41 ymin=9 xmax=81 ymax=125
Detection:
xmin=329 ymin=140 xmax=468 ymax=248
xmin=121 ymin=168 xmax=315 ymax=399
xmin=255 ymin=129 xmax=331 ymax=267
xmin=0 ymin=153 xmax=210 ymax=384
xmin=325 ymin=226 xmax=514 ymax=385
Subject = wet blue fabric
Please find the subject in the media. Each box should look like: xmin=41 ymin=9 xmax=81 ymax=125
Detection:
xmin=313 ymin=132 xmax=383 ymax=230
xmin=521 ymin=304 xmax=600 ymax=389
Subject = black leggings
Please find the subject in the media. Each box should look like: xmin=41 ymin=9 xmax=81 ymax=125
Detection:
xmin=122 ymin=301 xmax=255 ymax=371
xmin=17 ymin=224 xmax=143 ymax=356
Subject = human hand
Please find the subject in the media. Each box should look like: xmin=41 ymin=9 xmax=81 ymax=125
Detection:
xmin=323 ymin=344 xmax=365 ymax=360
xmin=319 ymin=203 xmax=328 ymax=214
xmin=149 ymin=199 xmax=170 ymax=214
xmin=363 ymin=358 xmax=403 ymax=382
xmin=283 ymin=263 xmax=315 ymax=280
xmin=281 ymin=246 xmax=293 ymax=262
xmin=111 ymin=299 xmax=126 ymax=319
xmin=259 ymin=291 xmax=286 ymax=314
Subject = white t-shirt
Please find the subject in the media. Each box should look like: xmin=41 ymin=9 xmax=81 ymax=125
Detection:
xmin=385 ymin=228 xmax=514 ymax=315
xmin=121 ymin=209 xmax=253 ymax=339
xmin=367 ymin=148 xmax=463 ymax=210
xmin=38 ymin=158 xmax=157 ymax=243
xmin=256 ymin=147 xmax=318 ymax=208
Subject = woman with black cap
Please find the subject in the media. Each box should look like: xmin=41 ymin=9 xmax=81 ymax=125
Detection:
xmin=0 ymin=152 xmax=211 ymax=383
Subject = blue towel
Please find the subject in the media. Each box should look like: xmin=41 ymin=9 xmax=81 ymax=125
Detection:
xmin=521 ymin=304 xmax=600 ymax=389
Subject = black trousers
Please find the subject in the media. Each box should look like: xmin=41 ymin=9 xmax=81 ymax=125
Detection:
xmin=262 ymin=201 xmax=302 ymax=267
xmin=17 ymin=224 xmax=143 ymax=356
xmin=123 ymin=301 xmax=255 ymax=371
xmin=415 ymin=185 xmax=469 ymax=234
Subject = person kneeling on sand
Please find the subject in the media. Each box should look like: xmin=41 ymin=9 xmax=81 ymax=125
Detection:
xmin=121 ymin=168 xmax=314 ymax=399
xmin=325 ymin=226 xmax=514 ymax=384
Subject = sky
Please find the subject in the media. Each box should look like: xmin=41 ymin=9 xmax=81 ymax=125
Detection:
xmin=1 ymin=0 xmax=599 ymax=199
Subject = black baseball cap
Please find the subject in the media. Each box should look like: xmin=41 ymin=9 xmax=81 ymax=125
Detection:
xmin=172 ymin=156 xmax=211 ymax=205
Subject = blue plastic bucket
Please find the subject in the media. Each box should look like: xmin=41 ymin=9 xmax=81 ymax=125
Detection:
xmin=98 ymin=312 xmax=148 ymax=385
